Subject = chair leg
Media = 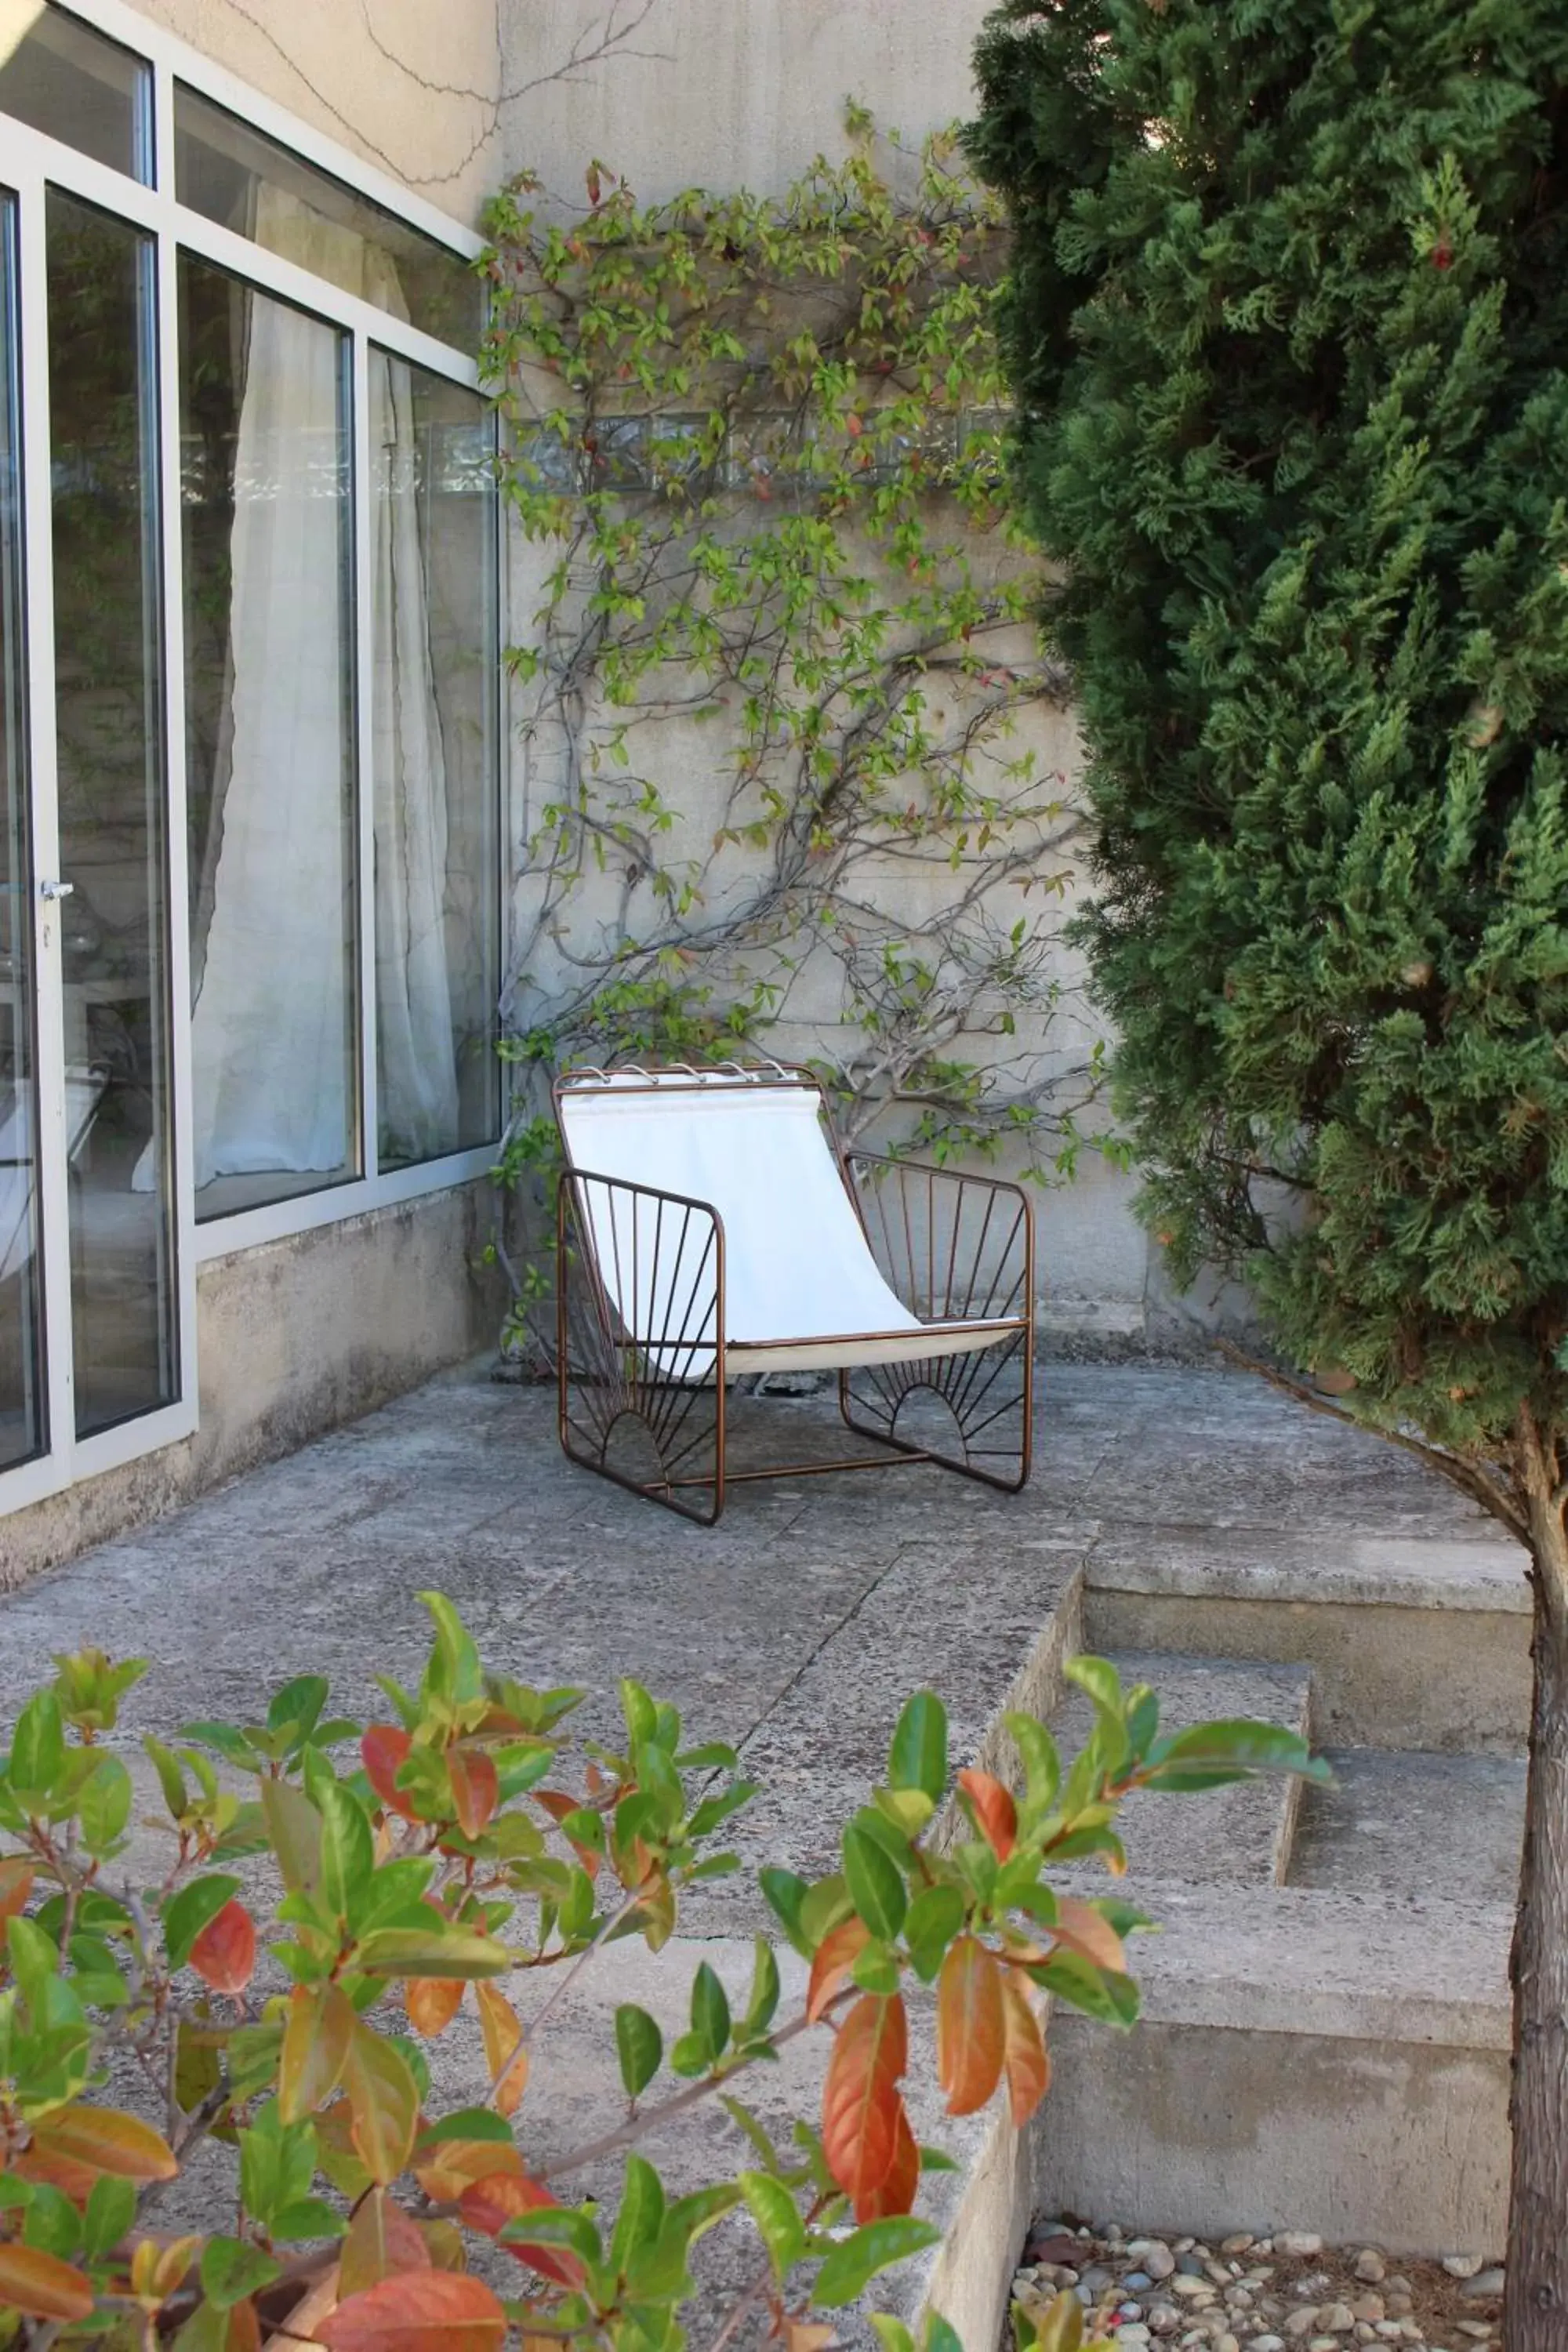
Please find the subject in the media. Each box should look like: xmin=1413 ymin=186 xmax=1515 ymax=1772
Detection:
xmin=839 ymin=1330 xmax=1033 ymax=1493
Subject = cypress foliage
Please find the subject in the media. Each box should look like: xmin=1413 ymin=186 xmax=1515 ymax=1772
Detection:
xmin=969 ymin=5 xmax=1568 ymax=2339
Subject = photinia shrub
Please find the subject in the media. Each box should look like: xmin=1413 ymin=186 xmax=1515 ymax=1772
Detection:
xmin=0 ymin=1595 xmax=1324 ymax=2348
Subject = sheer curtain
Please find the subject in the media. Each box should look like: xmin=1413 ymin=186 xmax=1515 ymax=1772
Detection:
xmin=370 ymin=344 xmax=459 ymax=1160
xmin=168 ymin=187 xmax=459 ymax=1200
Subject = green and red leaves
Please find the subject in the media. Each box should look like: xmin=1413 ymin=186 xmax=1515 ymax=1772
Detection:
xmin=27 ymin=2104 xmax=177 ymax=2183
xmin=475 ymin=1980 xmax=528 ymax=2117
xmin=936 ymin=1935 xmax=1005 ymax=2115
xmin=338 ymin=2186 xmax=432 ymax=2299
xmin=0 ymin=2241 xmax=96 ymax=2320
xmin=315 ymin=2270 xmax=507 ymax=2350
xmin=279 ymin=1983 xmax=355 ymax=2124
xmin=821 ymin=1991 xmax=911 ymax=2220
xmin=361 ymin=1726 xmax=419 ymax=1821
xmin=458 ymin=2169 xmax=585 ymax=2290
xmin=344 ymin=2024 xmax=421 ymax=2186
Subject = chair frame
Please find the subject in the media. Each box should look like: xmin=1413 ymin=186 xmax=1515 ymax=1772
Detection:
xmin=553 ymin=1059 xmax=1035 ymax=1523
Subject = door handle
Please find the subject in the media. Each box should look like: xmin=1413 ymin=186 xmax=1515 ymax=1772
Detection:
xmin=38 ymin=880 xmax=74 ymax=900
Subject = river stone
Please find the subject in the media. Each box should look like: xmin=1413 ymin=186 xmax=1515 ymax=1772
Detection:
xmin=1462 ymin=2274 xmax=1504 ymax=2302
xmin=1145 ymin=2251 xmax=1178 ymax=2283
xmin=1443 ymin=2260 xmax=1484 ymax=2282
xmin=1356 ymin=2256 xmax=1388 ymax=2286
xmin=1278 ymin=2236 xmax=1325 ymax=2260
xmin=1319 ymin=2307 xmax=1356 ymax=2333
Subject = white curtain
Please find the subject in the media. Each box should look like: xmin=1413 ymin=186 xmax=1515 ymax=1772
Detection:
xmin=170 ymin=189 xmax=458 ymax=1195
xmin=371 ymin=347 xmax=459 ymax=1160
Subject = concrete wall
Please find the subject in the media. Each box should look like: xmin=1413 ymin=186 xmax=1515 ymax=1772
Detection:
xmin=2 ymin=1181 xmax=506 ymax=1588
xmin=122 ymin=0 xmax=506 ymax=224
xmin=496 ymin=0 xmax=1157 ymax=1336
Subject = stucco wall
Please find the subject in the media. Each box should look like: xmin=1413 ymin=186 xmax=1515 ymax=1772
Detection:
xmin=496 ymin=0 xmax=1155 ymax=1330
xmin=121 ymin=0 xmax=506 ymax=224
xmin=2 ymin=1181 xmax=506 ymax=1587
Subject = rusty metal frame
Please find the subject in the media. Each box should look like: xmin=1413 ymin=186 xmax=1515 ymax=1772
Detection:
xmin=552 ymin=1059 xmax=1035 ymax=1521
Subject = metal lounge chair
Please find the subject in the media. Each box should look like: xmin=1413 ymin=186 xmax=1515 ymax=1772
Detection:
xmin=553 ymin=1060 xmax=1035 ymax=1523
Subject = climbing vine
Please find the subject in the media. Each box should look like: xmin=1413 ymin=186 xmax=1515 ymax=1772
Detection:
xmin=481 ymin=113 xmax=1095 ymax=1352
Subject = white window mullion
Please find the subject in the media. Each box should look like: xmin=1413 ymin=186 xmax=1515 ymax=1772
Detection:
xmin=154 ymin=216 xmax=198 ymax=1428
xmin=15 ymin=165 xmax=76 ymax=1480
xmin=352 ymin=329 xmax=378 ymax=1182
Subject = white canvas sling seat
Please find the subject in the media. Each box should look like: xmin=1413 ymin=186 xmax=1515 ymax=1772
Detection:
xmin=555 ymin=1068 xmax=1026 ymax=1377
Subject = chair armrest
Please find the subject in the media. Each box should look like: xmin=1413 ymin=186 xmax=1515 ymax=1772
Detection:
xmin=839 ymin=1149 xmax=1033 ymax=1327
xmin=557 ymin=1164 xmax=726 ymax=1359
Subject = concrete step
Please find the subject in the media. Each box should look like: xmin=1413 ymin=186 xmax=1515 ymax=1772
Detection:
xmin=1051 ymin=1649 xmax=1313 ymax=1888
xmin=1083 ymin=1524 xmax=1531 ymax=1751
xmin=1288 ymin=1747 xmax=1525 ymax=1907
xmin=1034 ymin=1880 xmax=1511 ymax=2255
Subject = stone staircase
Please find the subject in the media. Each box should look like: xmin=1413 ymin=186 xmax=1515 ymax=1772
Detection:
xmin=1031 ymin=1533 xmax=1527 ymax=2267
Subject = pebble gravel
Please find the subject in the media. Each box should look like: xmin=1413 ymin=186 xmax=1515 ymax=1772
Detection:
xmin=1010 ymin=2222 xmax=1506 ymax=2352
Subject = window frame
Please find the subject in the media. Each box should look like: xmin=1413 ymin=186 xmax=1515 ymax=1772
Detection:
xmin=0 ymin=0 xmax=503 ymax=1518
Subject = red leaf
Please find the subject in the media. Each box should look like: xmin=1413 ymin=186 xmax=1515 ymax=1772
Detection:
xmin=937 ymin=1936 xmax=1005 ymax=2116
xmin=404 ymin=1977 xmax=464 ymax=2038
xmin=458 ymin=2170 xmax=583 ymax=2291
xmin=190 ymin=1900 xmax=257 ymax=1996
xmin=1000 ymin=1966 xmax=1051 ymax=2126
xmin=853 ymin=2092 xmax=918 ymax=2223
xmin=957 ymin=1768 xmax=1018 ymax=1861
xmin=807 ymin=1916 xmax=870 ymax=2024
xmin=448 ymin=1746 xmax=499 ymax=1839
xmin=821 ymin=1991 xmax=908 ymax=2209
xmin=314 ymin=2268 xmax=507 ymax=2350
xmin=362 ymin=1727 xmax=419 ymax=1821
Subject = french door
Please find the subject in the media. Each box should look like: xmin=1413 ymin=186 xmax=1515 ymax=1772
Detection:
xmin=0 ymin=151 xmax=195 ymax=1515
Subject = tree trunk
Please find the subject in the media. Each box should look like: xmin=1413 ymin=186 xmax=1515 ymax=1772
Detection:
xmin=1507 ymin=1425 xmax=1568 ymax=2352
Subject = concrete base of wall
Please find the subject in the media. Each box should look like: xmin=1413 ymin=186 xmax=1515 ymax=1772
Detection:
xmin=2 ymin=1179 xmax=505 ymax=1587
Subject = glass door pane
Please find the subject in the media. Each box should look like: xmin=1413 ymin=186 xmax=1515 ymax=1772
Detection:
xmin=0 ymin=192 xmax=42 ymax=1472
xmin=372 ymin=357 xmax=499 ymax=1168
xmin=179 ymin=254 xmax=358 ymax=1220
xmin=45 ymin=188 xmax=177 ymax=1439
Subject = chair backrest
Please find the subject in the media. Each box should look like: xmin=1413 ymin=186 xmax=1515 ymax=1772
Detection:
xmin=555 ymin=1065 xmax=918 ymax=1348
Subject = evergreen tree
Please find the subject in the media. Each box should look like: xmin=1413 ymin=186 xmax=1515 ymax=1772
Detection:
xmin=968 ymin=2 xmax=1568 ymax=2336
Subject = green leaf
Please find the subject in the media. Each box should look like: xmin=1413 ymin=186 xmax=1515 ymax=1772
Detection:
xmin=904 ymin=1882 xmax=966 ymax=1980
xmin=143 ymin=1734 xmax=190 ymax=1821
xmin=78 ymin=1755 xmax=132 ymax=1855
xmin=8 ymin=1915 xmax=60 ymax=2009
xmin=318 ymin=1782 xmax=375 ymax=1920
xmin=163 ymin=1875 xmax=241 ymax=1973
xmin=619 ymin=1679 xmax=658 ymax=1748
xmin=887 ymin=1690 xmax=948 ymax=1802
xmin=499 ymin=2205 xmax=601 ymax=2265
xmin=1142 ymin=1718 xmax=1332 ymax=1786
xmin=261 ymin=1777 xmax=321 ymax=1898
xmin=760 ymin=1867 xmax=811 ymax=1957
xmin=741 ymin=2171 xmax=805 ymax=2279
xmin=690 ymin=1961 xmax=730 ymax=2062
xmin=843 ymin=1823 xmax=907 ymax=1940
xmin=1004 ymin=1710 xmax=1062 ymax=1827
xmin=743 ymin=1936 xmax=780 ymax=2035
xmin=267 ymin=1675 xmax=329 ymax=1744
xmin=615 ymin=2003 xmax=662 ymax=2100
xmin=353 ymin=1925 xmax=510 ymax=1979
xmin=611 ymin=2152 xmax=666 ymax=2272
xmin=9 ymin=1691 xmax=65 ymax=1801
xmin=82 ymin=2175 xmax=136 ymax=2261
xmin=815 ymin=2216 xmax=942 ymax=2306
xmin=872 ymin=2321 xmax=917 ymax=2352
xmin=201 ymin=2235 xmax=282 ymax=2310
